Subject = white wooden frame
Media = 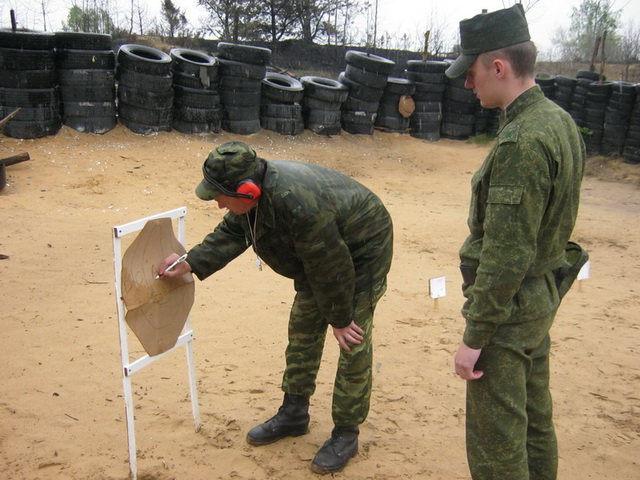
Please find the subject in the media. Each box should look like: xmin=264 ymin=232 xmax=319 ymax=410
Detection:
xmin=112 ymin=207 xmax=201 ymax=480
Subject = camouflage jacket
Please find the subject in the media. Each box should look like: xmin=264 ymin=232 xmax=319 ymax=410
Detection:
xmin=187 ymin=160 xmax=394 ymax=328
xmin=460 ymin=86 xmax=586 ymax=349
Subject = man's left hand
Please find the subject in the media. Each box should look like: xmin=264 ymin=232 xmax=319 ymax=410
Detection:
xmin=454 ymin=342 xmax=484 ymax=380
xmin=332 ymin=321 xmax=364 ymax=351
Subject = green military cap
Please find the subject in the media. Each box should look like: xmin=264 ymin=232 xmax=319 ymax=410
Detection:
xmin=195 ymin=141 xmax=258 ymax=200
xmin=445 ymin=4 xmax=531 ymax=79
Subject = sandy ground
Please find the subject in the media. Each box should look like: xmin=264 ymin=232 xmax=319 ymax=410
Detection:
xmin=0 ymin=125 xmax=639 ymax=480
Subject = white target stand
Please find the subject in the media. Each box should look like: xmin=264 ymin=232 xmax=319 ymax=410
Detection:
xmin=112 ymin=207 xmax=201 ymax=480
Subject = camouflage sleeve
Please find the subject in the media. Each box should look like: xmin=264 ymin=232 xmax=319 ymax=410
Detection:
xmin=463 ymin=135 xmax=551 ymax=349
xmin=186 ymin=213 xmax=249 ymax=281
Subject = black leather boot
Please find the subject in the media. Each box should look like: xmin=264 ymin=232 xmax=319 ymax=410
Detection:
xmin=246 ymin=393 xmax=310 ymax=446
xmin=310 ymin=425 xmax=359 ymax=474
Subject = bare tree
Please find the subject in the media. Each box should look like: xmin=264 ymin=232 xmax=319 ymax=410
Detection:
xmin=162 ymin=0 xmax=188 ymax=38
xmin=617 ymin=19 xmax=640 ymax=80
xmin=198 ymin=0 xmax=259 ymax=42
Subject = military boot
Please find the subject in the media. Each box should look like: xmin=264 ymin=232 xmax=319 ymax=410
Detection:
xmin=246 ymin=393 xmax=310 ymax=446
xmin=310 ymin=425 xmax=359 ymax=474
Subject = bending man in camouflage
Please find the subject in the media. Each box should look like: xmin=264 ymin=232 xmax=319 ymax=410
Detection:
xmin=446 ymin=5 xmax=586 ymax=480
xmin=159 ymin=141 xmax=393 ymax=474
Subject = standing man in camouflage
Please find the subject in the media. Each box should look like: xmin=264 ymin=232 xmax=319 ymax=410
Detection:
xmin=446 ymin=5 xmax=586 ymax=480
xmin=159 ymin=141 xmax=393 ymax=474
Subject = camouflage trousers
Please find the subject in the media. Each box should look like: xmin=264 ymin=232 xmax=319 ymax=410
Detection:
xmin=281 ymin=279 xmax=387 ymax=426
xmin=466 ymin=310 xmax=559 ymax=480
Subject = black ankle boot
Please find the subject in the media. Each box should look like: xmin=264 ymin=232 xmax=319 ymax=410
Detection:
xmin=310 ymin=425 xmax=359 ymax=474
xmin=246 ymin=393 xmax=310 ymax=446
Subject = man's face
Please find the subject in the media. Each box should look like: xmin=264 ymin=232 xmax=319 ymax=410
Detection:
xmin=464 ymin=55 xmax=500 ymax=109
xmin=214 ymin=194 xmax=256 ymax=215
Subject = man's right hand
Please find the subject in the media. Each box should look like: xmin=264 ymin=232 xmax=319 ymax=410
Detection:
xmin=157 ymin=253 xmax=192 ymax=278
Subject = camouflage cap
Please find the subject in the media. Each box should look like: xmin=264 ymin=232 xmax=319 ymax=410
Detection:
xmin=195 ymin=141 xmax=258 ymax=200
xmin=445 ymin=4 xmax=531 ymax=79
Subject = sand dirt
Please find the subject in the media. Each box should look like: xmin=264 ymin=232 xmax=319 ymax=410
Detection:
xmin=1 ymin=125 xmax=639 ymax=480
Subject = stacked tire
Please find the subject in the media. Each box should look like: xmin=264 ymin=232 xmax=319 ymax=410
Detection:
xmin=170 ymin=48 xmax=222 ymax=134
xmin=116 ymin=44 xmax=173 ymax=135
xmin=260 ymin=72 xmax=304 ymax=136
xmin=553 ymin=75 xmax=576 ymax=111
xmin=441 ymin=75 xmax=479 ymax=140
xmin=217 ymin=42 xmax=271 ymax=135
xmin=601 ymin=82 xmax=636 ymax=156
xmin=300 ymin=76 xmax=348 ymax=136
xmin=405 ymin=60 xmax=447 ymax=141
xmin=339 ymin=50 xmax=395 ymax=135
xmin=375 ymin=77 xmax=415 ymax=133
xmin=569 ymin=69 xmax=600 ymax=128
xmin=623 ymin=85 xmax=640 ymax=164
xmin=55 ymin=32 xmax=116 ymax=134
xmin=535 ymin=72 xmax=556 ymax=99
xmin=0 ymin=30 xmax=60 ymax=139
xmin=583 ymin=81 xmax=612 ymax=154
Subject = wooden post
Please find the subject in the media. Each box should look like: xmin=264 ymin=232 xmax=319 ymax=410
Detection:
xmin=1 ymin=152 xmax=31 ymax=167
xmin=599 ymin=30 xmax=607 ymax=81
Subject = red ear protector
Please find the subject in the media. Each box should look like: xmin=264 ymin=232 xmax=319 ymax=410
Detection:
xmin=202 ymin=163 xmax=262 ymax=203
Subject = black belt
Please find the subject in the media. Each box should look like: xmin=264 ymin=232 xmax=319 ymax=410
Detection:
xmin=460 ymin=264 xmax=477 ymax=287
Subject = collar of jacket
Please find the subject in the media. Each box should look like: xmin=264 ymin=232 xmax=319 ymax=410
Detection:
xmin=498 ymin=84 xmax=544 ymax=134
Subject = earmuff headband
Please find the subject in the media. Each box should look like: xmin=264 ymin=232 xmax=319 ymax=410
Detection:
xmin=202 ymin=162 xmax=256 ymax=200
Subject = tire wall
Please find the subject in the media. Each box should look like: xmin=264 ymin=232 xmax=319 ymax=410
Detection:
xmin=1 ymin=30 xmax=639 ymax=165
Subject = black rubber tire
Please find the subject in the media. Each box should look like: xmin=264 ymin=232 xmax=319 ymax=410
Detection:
xmin=344 ymin=50 xmax=395 ymax=75
xmin=172 ymin=117 xmax=221 ymax=134
xmin=59 ymin=85 xmax=115 ymax=102
xmin=260 ymin=116 xmax=304 ymax=135
xmin=54 ymin=32 xmax=112 ymax=50
xmin=216 ymin=42 xmax=271 ymax=65
xmin=218 ymin=58 xmax=266 ymax=81
xmin=6 ymin=104 xmax=60 ymax=121
xmin=375 ymin=115 xmax=409 ymax=130
xmin=577 ymin=69 xmax=602 ymax=81
xmin=117 ymin=44 xmax=172 ymax=76
xmin=0 ymin=87 xmax=59 ymax=106
xmin=220 ymin=88 xmax=261 ymax=107
xmin=260 ymin=103 xmax=302 ymax=119
xmin=2 ymin=117 xmax=61 ymax=139
xmin=341 ymin=96 xmax=379 ymax=113
xmin=221 ymin=118 xmax=261 ymax=135
xmin=301 ymin=76 xmax=348 ymax=103
xmin=413 ymin=101 xmax=442 ymax=113
xmin=304 ymin=109 xmax=341 ymax=125
xmin=411 ymin=130 xmax=441 ymax=141
xmin=413 ymin=81 xmax=446 ymax=94
xmin=338 ymin=72 xmax=384 ymax=103
xmin=301 ymin=96 xmax=342 ymax=111
xmin=306 ymin=122 xmax=341 ymax=135
xmin=118 ymin=103 xmax=172 ymax=125
xmin=0 ymin=47 xmax=55 ymax=70
xmin=406 ymin=71 xmax=446 ymax=84
xmin=555 ymin=75 xmax=577 ymax=88
xmin=170 ymin=48 xmax=217 ymax=74
xmin=173 ymin=85 xmax=220 ymax=108
xmin=55 ymin=49 xmax=115 ymax=70
xmin=261 ymin=72 xmax=304 ymax=104
xmin=172 ymin=70 xmax=220 ymax=90
xmin=445 ymin=85 xmax=478 ymax=104
xmin=62 ymin=101 xmax=116 ymax=117
xmin=118 ymin=84 xmax=174 ymax=109
xmin=219 ymin=75 xmax=262 ymax=91
xmin=384 ymin=77 xmax=416 ymax=96
xmin=223 ymin=104 xmax=260 ymax=121
xmin=173 ymin=104 xmax=223 ymax=123
xmin=344 ymin=64 xmax=388 ymax=89
xmin=0 ymin=69 xmax=57 ymax=88
xmin=0 ymin=30 xmax=56 ymax=49
xmin=406 ymin=60 xmax=449 ymax=73
xmin=441 ymin=121 xmax=473 ymax=138
xmin=120 ymin=117 xmax=171 ymax=135
xmin=63 ymin=115 xmax=116 ymax=134
xmin=116 ymin=66 xmax=173 ymax=93
xmin=57 ymin=68 xmax=115 ymax=86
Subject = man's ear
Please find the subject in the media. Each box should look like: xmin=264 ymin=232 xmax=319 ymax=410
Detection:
xmin=493 ymin=58 xmax=507 ymax=78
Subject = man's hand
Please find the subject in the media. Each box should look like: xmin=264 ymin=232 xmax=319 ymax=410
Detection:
xmin=157 ymin=253 xmax=192 ymax=278
xmin=332 ymin=321 xmax=364 ymax=351
xmin=454 ymin=342 xmax=484 ymax=380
